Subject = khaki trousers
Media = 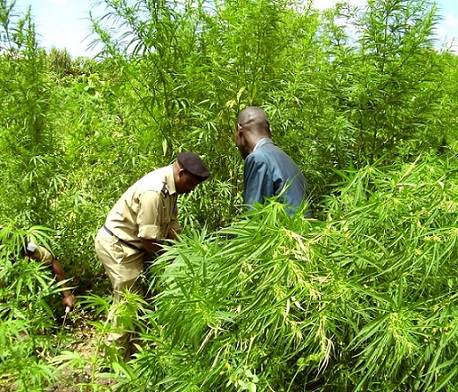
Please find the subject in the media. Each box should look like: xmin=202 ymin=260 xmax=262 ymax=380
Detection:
xmin=94 ymin=227 xmax=145 ymax=349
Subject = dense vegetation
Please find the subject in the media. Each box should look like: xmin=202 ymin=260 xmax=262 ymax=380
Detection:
xmin=1 ymin=0 xmax=458 ymax=390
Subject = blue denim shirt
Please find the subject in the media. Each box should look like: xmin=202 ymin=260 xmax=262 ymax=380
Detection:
xmin=243 ymin=138 xmax=311 ymax=217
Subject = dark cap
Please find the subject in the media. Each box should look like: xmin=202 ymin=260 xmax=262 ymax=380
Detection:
xmin=177 ymin=152 xmax=210 ymax=180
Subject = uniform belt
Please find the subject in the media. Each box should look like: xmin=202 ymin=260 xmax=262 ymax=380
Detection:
xmin=103 ymin=225 xmax=144 ymax=252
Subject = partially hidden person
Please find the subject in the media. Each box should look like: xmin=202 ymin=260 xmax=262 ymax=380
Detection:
xmin=235 ymin=106 xmax=312 ymax=217
xmin=0 ymin=224 xmax=77 ymax=312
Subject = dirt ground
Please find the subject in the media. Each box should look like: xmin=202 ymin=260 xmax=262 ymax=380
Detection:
xmin=44 ymin=312 xmax=122 ymax=392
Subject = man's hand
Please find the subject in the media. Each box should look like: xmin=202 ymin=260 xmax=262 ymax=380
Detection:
xmin=62 ymin=291 xmax=77 ymax=311
xmin=141 ymin=238 xmax=165 ymax=257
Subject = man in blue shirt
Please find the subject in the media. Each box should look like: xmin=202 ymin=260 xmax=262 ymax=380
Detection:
xmin=235 ymin=106 xmax=312 ymax=217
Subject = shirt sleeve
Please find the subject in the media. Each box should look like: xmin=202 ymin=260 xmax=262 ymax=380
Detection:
xmin=137 ymin=190 xmax=165 ymax=240
xmin=30 ymin=245 xmax=54 ymax=266
xmin=243 ymin=155 xmax=274 ymax=206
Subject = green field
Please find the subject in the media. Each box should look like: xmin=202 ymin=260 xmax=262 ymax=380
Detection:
xmin=1 ymin=0 xmax=458 ymax=390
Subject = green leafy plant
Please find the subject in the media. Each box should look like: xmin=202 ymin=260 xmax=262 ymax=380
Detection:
xmin=0 ymin=224 xmax=63 ymax=391
xmin=105 ymin=154 xmax=458 ymax=391
xmin=1 ymin=0 xmax=458 ymax=389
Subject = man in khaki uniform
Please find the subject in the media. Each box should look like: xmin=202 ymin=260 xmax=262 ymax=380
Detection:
xmin=94 ymin=152 xmax=210 ymax=350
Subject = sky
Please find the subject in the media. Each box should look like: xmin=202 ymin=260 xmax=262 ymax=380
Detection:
xmin=13 ymin=0 xmax=458 ymax=58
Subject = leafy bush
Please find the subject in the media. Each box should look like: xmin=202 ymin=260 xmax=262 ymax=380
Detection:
xmin=1 ymin=0 xmax=458 ymax=390
xmin=115 ymin=154 xmax=458 ymax=391
xmin=0 ymin=225 xmax=63 ymax=391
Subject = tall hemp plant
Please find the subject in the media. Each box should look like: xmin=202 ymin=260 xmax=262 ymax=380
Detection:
xmin=0 ymin=1 xmax=64 ymax=227
xmin=432 ymin=51 xmax=458 ymax=153
xmin=318 ymin=0 xmax=443 ymax=166
xmin=91 ymin=153 xmax=458 ymax=391
xmin=319 ymin=154 xmax=458 ymax=391
xmin=262 ymin=3 xmax=342 ymax=201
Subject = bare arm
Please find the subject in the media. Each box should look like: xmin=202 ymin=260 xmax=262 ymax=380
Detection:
xmin=27 ymin=245 xmax=76 ymax=310
xmin=48 ymin=259 xmax=77 ymax=310
xmin=166 ymin=227 xmax=180 ymax=242
xmin=141 ymin=228 xmax=179 ymax=257
xmin=141 ymin=238 xmax=165 ymax=257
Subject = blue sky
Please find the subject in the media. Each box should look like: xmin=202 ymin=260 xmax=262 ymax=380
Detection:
xmin=14 ymin=0 xmax=458 ymax=58
xmin=14 ymin=0 xmax=103 ymax=57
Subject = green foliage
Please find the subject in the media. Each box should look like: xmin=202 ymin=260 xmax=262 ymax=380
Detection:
xmin=47 ymin=47 xmax=73 ymax=76
xmin=0 ymin=1 xmax=62 ymax=225
xmin=117 ymin=154 xmax=458 ymax=391
xmin=318 ymin=155 xmax=458 ymax=391
xmin=319 ymin=0 xmax=443 ymax=166
xmin=434 ymin=51 xmax=458 ymax=153
xmin=1 ymin=0 xmax=458 ymax=390
xmin=0 ymin=225 xmax=62 ymax=391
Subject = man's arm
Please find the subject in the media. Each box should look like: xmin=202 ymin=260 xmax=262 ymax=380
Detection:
xmin=141 ymin=238 xmax=165 ymax=257
xmin=243 ymin=156 xmax=273 ymax=206
xmin=28 ymin=245 xmax=76 ymax=310
xmin=48 ymin=259 xmax=77 ymax=310
xmin=138 ymin=189 xmax=180 ymax=257
xmin=141 ymin=230 xmax=179 ymax=257
xmin=167 ymin=219 xmax=180 ymax=241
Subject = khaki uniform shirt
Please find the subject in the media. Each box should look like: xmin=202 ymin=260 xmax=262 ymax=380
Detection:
xmin=30 ymin=245 xmax=54 ymax=266
xmin=104 ymin=165 xmax=180 ymax=250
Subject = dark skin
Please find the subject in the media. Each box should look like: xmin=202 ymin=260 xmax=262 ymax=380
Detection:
xmin=28 ymin=247 xmax=77 ymax=311
xmin=235 ymin=106 xmax=272 ymax=159
xmin=49 ymin=259 xmax=77 ymax=310
xmin=140 ymin=160 xmax=204 ymax=257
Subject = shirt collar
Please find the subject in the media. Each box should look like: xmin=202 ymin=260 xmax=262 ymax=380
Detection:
xmin=253 ymin=138 xmax=271 ymax=152
xmin=164 ymin=165 xmax=177 ymax=195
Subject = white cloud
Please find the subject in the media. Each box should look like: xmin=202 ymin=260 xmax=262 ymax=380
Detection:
xmin=435 ymin=14 xmax=458 ymax=53
xmin=41 ymin=30 xmax=94 ymax=57
xmin=436 ymin=26 xmax=446 ymax=36
xmin=313 ymin=0 xmax=337 ymax=11
xmin=46 ymin=0 xmax=68 ymax=6
xmin=445 ymin=12 xmax=458 ymax=27
xmin=312 ymin=0 xmax=366 ymax=12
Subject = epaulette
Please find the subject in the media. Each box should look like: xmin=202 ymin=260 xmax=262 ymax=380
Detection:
xmin=161 ymin=181 xmax=169 ymax=197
